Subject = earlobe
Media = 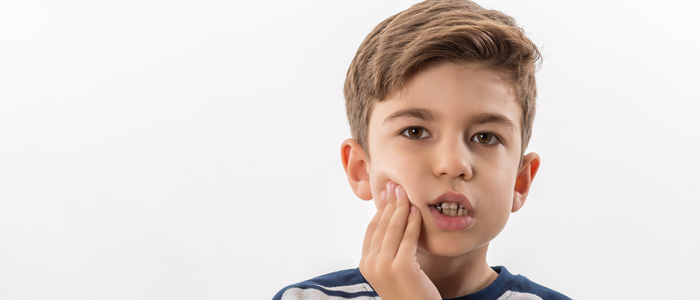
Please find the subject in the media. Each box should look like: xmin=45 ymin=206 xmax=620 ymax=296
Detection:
xmin=512 ymin=152 xmax=541 ymax=213
xmin=341 ymin=139 xmax=372 ymax=200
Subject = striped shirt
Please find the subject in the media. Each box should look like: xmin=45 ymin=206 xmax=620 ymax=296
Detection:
xmin=273 ymin=266 xmax=570 ymax=300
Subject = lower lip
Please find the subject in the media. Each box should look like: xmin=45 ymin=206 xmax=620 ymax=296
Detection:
xmin=429 ymin=206 xmax=474 ymax=231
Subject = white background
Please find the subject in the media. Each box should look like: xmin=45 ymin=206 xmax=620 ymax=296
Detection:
xmin=1 ymin=0 xmax=699 ymax=299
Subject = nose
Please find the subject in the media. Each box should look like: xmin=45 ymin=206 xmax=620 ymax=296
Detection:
xmin=432 ymin=137 xmax=473 ymax=180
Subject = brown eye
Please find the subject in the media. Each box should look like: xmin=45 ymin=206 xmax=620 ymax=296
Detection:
xmin=472 ymin=132 xmax=499 ymax=145
xmin=401 ymin=127 xmax=430 ymax=139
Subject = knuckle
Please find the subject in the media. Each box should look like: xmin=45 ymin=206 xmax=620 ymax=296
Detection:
xmin=392 ymin=260 xmax=413 ymax=273
xmin=402 ymin=227 xmax=417 ymax=237
xmin=385 ymin=221 xmax=398 ymax=232
xmin=364 ymin=255 xmax=378 ymax=266
xmin=375 ymin=265 xmax=390 ymax=278
xmin=385 ymin=223 xmax=403 ymax=236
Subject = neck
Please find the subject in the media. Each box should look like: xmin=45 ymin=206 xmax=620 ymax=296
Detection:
xmin=417 ymin=244 xmax=498 ymax=299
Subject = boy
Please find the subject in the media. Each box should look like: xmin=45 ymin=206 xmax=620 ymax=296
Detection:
xmin=274 ymin=0 xmax=570 ymax=299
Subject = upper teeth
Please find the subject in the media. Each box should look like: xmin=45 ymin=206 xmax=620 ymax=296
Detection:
xmin=436 ymin=202 xmax=464 ymax=210
xmin=435 ymin=202 xmax=468 ymax=217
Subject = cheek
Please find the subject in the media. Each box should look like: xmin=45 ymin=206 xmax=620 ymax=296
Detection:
xmin=368 ymin=149 xmax=429 ymax=205
xmin=474 ymin=164 xmax=518 ymax=213
xmin=476 ymin=175 xmax=515 ymax=232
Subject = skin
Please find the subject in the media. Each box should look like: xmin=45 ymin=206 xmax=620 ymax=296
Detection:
xmin=341 ymin=62 xmax=540 ymax=299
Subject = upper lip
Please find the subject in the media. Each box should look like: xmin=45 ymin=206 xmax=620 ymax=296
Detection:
xmin=429 ymin=191 xmax=474 ymax=212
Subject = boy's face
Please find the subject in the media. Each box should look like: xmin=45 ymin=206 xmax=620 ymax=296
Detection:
xmin=359 ymin=62 xmax=537 ymax=257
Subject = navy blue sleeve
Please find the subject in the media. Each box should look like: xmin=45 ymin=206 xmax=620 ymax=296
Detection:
xmin=273 ymin=269 xmax=378 ymax=300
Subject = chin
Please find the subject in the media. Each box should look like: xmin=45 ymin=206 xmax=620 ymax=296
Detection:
xmin=418 ymin=233 xmax=488 ymax=258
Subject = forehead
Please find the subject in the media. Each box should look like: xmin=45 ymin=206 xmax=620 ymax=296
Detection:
xmin=369 ymin=62 xmax=520 ymax=129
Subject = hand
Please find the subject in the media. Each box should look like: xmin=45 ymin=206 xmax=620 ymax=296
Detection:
xmin=359 ymin=181 xmax=441 ymax=300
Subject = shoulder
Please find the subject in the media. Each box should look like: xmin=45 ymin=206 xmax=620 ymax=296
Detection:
xmin=272 ymin=268 xmax=378 ymax=300
xmin=499 ymin=266 xmax=572 ymax=300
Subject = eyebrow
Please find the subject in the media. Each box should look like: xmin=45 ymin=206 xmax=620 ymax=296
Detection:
xmin=472 ymin=113 xmax=517 ymax=132
xmin=383 ymin=108 xmax=435 ymax=124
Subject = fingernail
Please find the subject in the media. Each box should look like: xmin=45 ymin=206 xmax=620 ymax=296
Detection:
xmin=386 ymin=181 xmax=395 ymax=194
xmin=410 ymin=205 xmax=418 ymax=213
xmin=380 ymin=190 xmax=387 ymax=201
xmin=395 ymin=185 xmax=403 ymax=198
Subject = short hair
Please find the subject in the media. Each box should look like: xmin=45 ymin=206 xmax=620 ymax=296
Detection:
xmin=344 ymin=0 xmax=541 ymax=157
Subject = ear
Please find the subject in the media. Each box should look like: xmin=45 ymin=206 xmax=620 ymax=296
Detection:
xmin=341 ymin=138 xmax=372 ymax=200
xmin=512 ymin=152 xmax=540 ymax=213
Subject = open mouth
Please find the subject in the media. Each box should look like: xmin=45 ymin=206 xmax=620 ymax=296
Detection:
xmin=433 ymin=202 xmax=469 ymax=217
xmin=429 ymin=192 xmax=474 ymax=231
